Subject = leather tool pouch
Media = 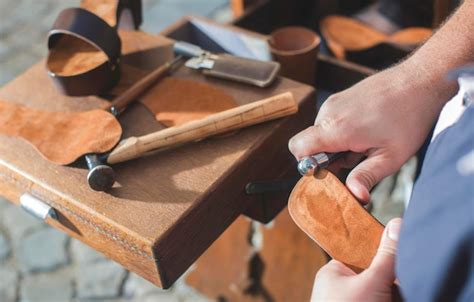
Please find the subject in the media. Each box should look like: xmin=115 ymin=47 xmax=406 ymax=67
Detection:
xmin=176 ymin=41 xmax=280 ymax=87
xmin=202 ymin=54 xmax=280 ymax=87
xmin=47 ymin=8 xmax=122 ymax=96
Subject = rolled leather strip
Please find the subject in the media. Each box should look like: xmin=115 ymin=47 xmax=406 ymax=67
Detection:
xmin=47 ymin=8 xmax=122 ymax=96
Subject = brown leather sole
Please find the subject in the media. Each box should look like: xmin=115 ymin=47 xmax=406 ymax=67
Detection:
xmin=288 ymin=170 xmax=384 ymax=272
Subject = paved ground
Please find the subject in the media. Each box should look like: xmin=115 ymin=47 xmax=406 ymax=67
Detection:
xmin=0 ymin=1 xmax=410 ymax=301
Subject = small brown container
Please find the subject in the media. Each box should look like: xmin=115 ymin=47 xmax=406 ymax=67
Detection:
xmin=269 ymin=26 xmax=320 ymax=85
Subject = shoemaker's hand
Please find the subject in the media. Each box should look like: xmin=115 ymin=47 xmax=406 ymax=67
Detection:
xmin=289 ymin=62 xmax=447 ymax=203
xmin=311 ymin=218 xmax=402 ymax=302
xmin=288 ymin=0 xmax=474 ymax=203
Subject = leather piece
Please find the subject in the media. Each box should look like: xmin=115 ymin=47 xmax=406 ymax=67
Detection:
xmin=288 ymin=170 xmax=384 ymax=272
xmin=0 ymin=100 xmax=122 ymax=165
xmin=48 ymin=8 xmax=121 ymax=64
xmin=47 ymin=8 xmax=122 ymax=96
xmin=321 ymin=15 xmax=432 ymax=60
xmin=81 ymin=0 xmax=120 ymax=27
xmin=140 ymin=78 xmax=237 ymax=127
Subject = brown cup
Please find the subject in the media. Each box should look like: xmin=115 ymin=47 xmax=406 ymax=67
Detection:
xmin=269 ymin=26 xmax=321 ymax=85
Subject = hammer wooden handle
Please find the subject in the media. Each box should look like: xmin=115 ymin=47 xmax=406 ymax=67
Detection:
xmin=107 ymin=92 xmax=298 ymax=164
xmin=102 ymin=56 xmax=182 ymax=112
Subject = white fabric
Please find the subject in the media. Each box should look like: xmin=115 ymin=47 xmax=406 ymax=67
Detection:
xmin=431 ymin=77 xmax=473 ymax=141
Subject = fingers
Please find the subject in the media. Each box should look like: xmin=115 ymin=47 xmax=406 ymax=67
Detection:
xmin=318 ymin=260 xmax=357 ymax=278
xmin=340 ymin=153 xmax=365 ymax=169
xmin=288 ymin=120 xmax=348 ymax=160
xmin=345 ymin=152 xmax=397 ymax=203
xmin=365 ymin=218 xmax=402 ymax=284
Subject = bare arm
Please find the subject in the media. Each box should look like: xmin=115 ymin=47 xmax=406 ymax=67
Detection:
xmin=289 ymin=0 xmax=474 ymax=202
xmin=402 ymin=0 xmax=474 ymax=115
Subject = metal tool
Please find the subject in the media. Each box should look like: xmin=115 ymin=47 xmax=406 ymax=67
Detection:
xmin=297 ymin=152 xmax=346 ymax=176
xmin=87 ymin=92 xmax=297 ymax=192
xmin=174 ymin=41 xmax=280 ymax=87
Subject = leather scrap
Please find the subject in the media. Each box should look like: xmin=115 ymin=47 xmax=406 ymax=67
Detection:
xmin=321 ymin=15 xmax=432 ymax=59
xmin=288 ymin=169 xmax=384 ymax=272
xmin=140 ymin=78 xmax=237 ymax=127
xmin=0 ymin=100 xmax=122 ymax=165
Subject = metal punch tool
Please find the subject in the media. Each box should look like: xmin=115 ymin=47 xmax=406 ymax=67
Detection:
xmin=297 ymin=152 xmax=347 ymax=176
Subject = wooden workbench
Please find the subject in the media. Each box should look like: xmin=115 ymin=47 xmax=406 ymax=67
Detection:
xmin=0 ymin=28 xmax=315 ymax=288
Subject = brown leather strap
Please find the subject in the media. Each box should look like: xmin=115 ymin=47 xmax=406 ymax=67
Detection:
xmin=47 ymin=8 xmax=122 ymax=96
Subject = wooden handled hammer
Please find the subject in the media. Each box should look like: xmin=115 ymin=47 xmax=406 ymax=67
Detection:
xmin=85 ymin=56 xmax=183 ymax=190
xmin=87 ymin=92 xmax=298 ymax=191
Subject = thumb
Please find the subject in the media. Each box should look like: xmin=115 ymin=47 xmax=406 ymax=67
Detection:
xmin=288 ymin=121 xmax=347 ymax=160
xmin=346 ymin=151 xmax=398 ymax=203
xmin=365 ymin=218 xmax=402 ymax=284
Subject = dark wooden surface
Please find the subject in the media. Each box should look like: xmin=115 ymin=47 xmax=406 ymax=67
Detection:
xmin=0 ymin=28 xmax=315 ymax=288
xmin=161 ymin=16 xmax=375 ymax=224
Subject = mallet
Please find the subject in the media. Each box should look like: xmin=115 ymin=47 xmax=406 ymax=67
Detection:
xmin=87 ymin=92 xmax=298 ymax=191
xmin=86 ymin=56 xmax=183 ymax=191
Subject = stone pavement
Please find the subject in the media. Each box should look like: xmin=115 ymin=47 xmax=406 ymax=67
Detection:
xmin=0 ymin=0 xmax=412 ymax=301
xmin=0 ymin=197 xmax=212 ymax=302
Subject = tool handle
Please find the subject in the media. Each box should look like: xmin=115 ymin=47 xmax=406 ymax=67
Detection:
xmin=106 ymin=92 xmax=298 ymax=164
xmin=102 ymin=56 xmax=182 ymax=113
xmin=320 ymin=152 xmax=346 ymax=169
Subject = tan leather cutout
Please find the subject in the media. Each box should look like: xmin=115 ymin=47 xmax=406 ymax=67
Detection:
xmin=321 ymin=15 xmax=432 ymax=59
xmin=0 ymin=100 xmax=122 ymax=165
xmin=389 ymin=28 xmax=433 ymax=45
xmin=288 ymin=170 xmax=384 ymax=272
xmin=140 ymin=78 xmax=237 ymax=127
xmin=47 ymin=35 xmax=107 ymax=77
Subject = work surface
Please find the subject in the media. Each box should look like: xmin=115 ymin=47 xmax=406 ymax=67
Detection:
xmin=0 ymin=30 xmax=315 ymax=287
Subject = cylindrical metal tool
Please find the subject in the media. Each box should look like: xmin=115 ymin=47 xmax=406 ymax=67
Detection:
xmin=297 ymin=152 xmax=346 ymax=176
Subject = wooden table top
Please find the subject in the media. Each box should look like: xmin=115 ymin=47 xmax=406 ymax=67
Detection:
xmin=0 ymin=30 xmax=315 ymax=287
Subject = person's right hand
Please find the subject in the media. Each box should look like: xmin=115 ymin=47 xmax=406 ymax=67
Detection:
xmin=289 ymin=62 xmax=448 ymax=203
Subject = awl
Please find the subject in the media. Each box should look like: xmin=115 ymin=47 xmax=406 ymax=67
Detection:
xmin=297 ymin=152 xmax=347 ymax=176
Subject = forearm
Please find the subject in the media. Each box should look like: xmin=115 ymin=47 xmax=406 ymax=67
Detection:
xmin=400 ymin=0 xmax=474 ymax=107
xmin=289 ymin=1 xmax=474 ymax=201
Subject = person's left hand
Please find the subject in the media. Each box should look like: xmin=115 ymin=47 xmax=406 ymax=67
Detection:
xmin=311 ymin=218 xmax=402 ymax=302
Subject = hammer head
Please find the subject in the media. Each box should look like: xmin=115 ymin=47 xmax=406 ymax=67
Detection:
xmin=87 ymin=164 xmax=115 ymax=192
